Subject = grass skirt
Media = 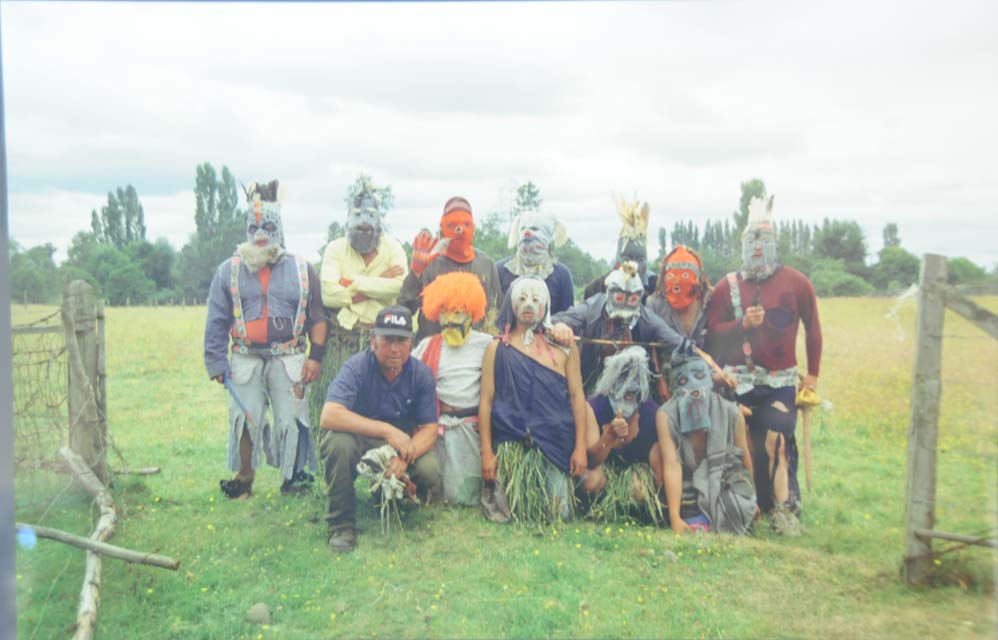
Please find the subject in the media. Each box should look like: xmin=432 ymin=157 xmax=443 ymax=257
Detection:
xmin=587 ymin=462 xmax=665 ymax=526
xmin=496 ymin=441 xmax=575 ymax=524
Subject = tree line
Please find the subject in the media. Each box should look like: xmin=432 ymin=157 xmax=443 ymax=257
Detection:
xmin=8 ymin=172 xmax=995 ymax=305
xmin=655 ymin=179 xmax=994 ymax=296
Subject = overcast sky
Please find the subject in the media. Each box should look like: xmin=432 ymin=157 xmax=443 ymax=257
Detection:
xmin=3 ymin=1 xmax=996 ymax=268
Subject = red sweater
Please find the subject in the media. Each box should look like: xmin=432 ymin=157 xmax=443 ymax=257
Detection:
xmin=705 ymin=266 xmax=822 ymax=377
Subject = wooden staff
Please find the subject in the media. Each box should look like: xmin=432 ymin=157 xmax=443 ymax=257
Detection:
xmin=548 ymin=331 xmax=731 ymax=385
xmin=796 ymin=385 xmax=821 ymax=492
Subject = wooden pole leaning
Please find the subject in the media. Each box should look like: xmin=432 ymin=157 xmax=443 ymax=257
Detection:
xmin=902 ymin=254 xmax=947 ymax=585
xmin=62 ymin=281 xmax=109 ymax=485
xmin=59 ymin=446 xmax=117 ymax=640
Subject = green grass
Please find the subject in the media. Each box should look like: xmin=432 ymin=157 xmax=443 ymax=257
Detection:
xmin=13 ymin=298 xmax=998 ymax=639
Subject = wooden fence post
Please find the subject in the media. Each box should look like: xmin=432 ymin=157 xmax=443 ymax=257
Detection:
xmin=63 ymin=281 xmax=110 ymax=485
xmin=902 ymin=254 xmax=947 ymax=584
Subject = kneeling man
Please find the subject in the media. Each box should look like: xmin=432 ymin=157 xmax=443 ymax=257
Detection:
xmin=319 ymin=306 xmax=442 ymax=552
xmin=659 ymin=352 xmax=756 ymax=535
xmin=585 ymin=347 xmax=665 ymax=523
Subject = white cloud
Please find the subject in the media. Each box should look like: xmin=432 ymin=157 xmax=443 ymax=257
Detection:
xmin=3 ymin=0 xmax=997 ymax=270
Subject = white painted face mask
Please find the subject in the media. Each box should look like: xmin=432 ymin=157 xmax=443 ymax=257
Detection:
xmin=510 ymin=277 xmax=550 ymax=346
xmin=604 ymin=262 xmax=644 ymax=321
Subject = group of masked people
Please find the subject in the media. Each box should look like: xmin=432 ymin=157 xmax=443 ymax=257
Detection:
xmin=204 ymin=179 xmax=822 ymax=553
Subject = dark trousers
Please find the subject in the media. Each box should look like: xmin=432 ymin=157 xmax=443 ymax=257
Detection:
xmin=319 ymin=430 xmax=442 ymax=532
xmin=739 ymin=385 xmax=801 ymax=514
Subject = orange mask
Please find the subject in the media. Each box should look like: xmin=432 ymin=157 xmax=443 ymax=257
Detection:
xmin=661 ymin=246 xmax=703 ymax=310
xmin=441 ymin=210 xmax=476 ymax=263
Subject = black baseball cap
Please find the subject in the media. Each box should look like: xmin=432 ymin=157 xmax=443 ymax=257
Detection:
xmin=373 ymin=305 xmax=414 ymax=339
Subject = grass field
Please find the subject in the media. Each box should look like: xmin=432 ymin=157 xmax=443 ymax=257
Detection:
xmin=12 ymin=297 xmax=998 ymax=639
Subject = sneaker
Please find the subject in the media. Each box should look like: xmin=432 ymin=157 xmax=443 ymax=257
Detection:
xmin=770 ymin=502 xmax=802 ymax=536
xmin=327 ymin=528 xmax=357 ymax=553
xmin=219 ymin=478 xmax=252 ymax=500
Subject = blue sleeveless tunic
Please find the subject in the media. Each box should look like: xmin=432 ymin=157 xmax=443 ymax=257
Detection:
xmin=490 ymin=342 xmax=575 ymax=473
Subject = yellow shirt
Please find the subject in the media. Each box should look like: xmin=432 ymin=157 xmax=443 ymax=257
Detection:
xmin=320 ymin=235 xmax=408 ymax=330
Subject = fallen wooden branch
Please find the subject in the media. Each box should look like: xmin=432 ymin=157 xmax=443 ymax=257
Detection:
xmin=60 ymin=446 xmax=117 ymax=640
xmin=914 ymin=527 xmax=998 ymax=549
xmin=111 ymin=467 xmax=161 ymax=476
xmin=15 ymin=523 xmax=180 ymax=571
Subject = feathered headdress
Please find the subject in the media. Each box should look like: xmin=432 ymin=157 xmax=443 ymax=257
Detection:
xmin=745 ymin=194 xmax=775 ymax=229
xmin=613 ymin=194 xmax=650 ymax=241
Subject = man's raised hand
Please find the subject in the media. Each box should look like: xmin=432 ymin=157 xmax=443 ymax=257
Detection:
xmin=410 ymin=229 xmax=448 ymax=277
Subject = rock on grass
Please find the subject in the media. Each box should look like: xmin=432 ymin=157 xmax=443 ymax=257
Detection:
xmin=246 ymin=602 xmax=271 ymax=625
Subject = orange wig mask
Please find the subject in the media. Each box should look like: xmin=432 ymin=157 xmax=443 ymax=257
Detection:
xmin=421 ymin=271 xmax=487 ymax=324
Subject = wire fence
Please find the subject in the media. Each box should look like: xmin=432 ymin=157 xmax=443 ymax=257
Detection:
xmin=13 ymin=309 xmax=68 ymax=474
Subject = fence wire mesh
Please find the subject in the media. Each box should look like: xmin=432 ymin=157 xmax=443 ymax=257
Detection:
xmin=13 ymin=309 xmax=68 ymax=473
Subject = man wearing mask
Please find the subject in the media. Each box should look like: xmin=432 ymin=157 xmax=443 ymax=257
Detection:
xmin=584 ymin=347 xmax=666 ymax=523
xmin=582 ymin=196 xmax=656 ymax=300
xmin=658 ymin=352 xmax=756 ymax=535
xmin=550 ymin=261 xmax=695 ymax=395
xmin=399 ymin=197 xmax=501 ymax=343
xmin=320 ymin=180 xmax=407 ymax=331
xmin=204 ymin=180 xmax=327 ymax=499
xmin=478 ymin=276 xmax=595 ymax=524
xmin=411 ymin=272 xmax=493 ymax=506
xmin=647 ymin=245 xmax=721 ymax=398
xmin=313 ymin=180 xmax=408 ymax=427
xmin=706 ymin=194 xmax=822 ymax=536
xmin=497 ymin=211 xmax=575 ymax=315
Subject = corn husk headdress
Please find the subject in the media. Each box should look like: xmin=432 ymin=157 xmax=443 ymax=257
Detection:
xmin=613 ymin=194 xmax=650 ymax=270
xmin=741 ymin=194 xmax=778 ymax=281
